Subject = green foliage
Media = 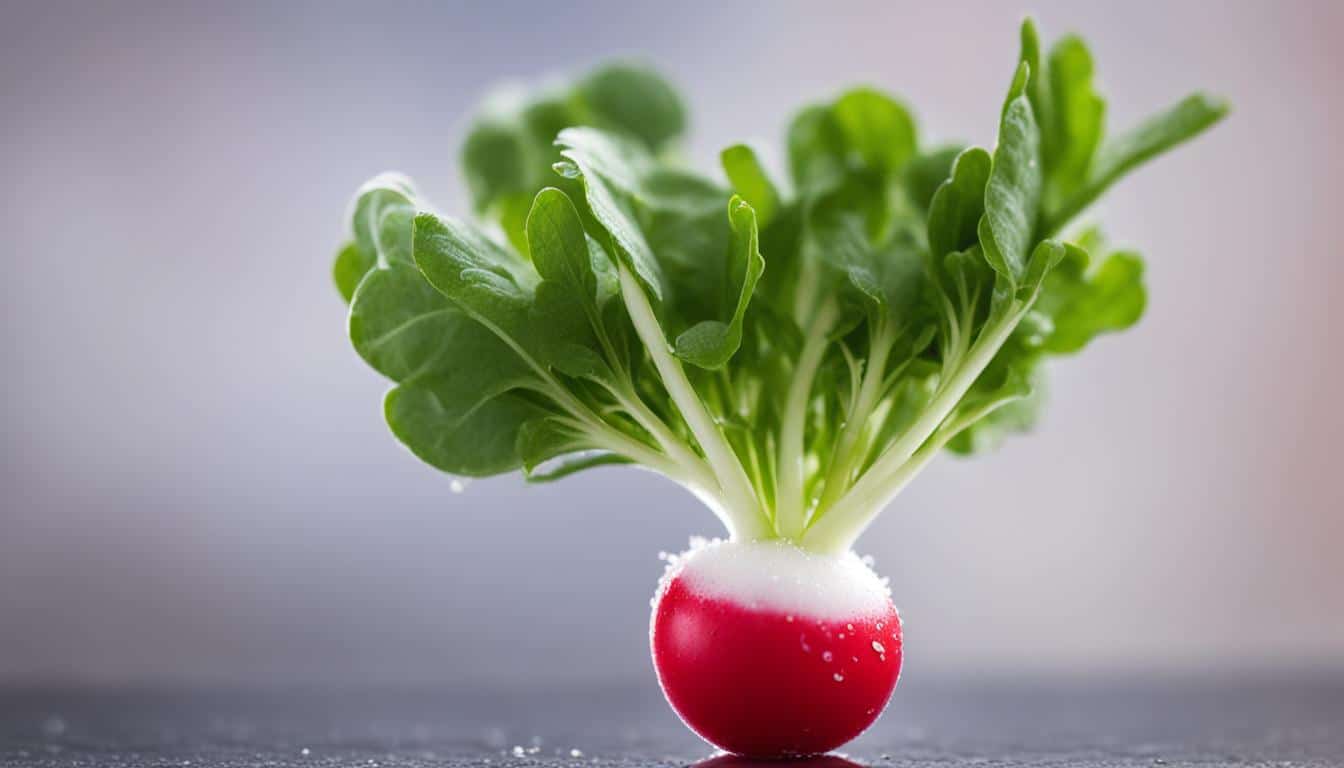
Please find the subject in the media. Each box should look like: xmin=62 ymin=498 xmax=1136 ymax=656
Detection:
xmin=333 ymin=20 xmax=1225 ymax=551
xmin=720 ymin=144 xmax=780 ymax=226
xmin=459 ymin=62 xmax=686 ymax=253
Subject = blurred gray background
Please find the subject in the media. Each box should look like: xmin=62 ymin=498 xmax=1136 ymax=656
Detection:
xmin=2 ymin=0 xmax=1340 ymax=687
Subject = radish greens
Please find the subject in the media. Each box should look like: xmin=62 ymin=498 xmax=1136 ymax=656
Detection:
xmin=335 ymin=21 xmax=1225 ymax=552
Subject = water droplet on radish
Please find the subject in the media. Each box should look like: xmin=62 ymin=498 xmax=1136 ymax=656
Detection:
xmin=847 ymin=623 xmax=855 ymax=631
xmin=785 ymin=614 xmax=794 ymax=623
xmin=872 ymin=640 xmax=886 ymax=654
xmin=833 ymin=673 xmax=845 ymax=682
xmin=822 ymin=651 xmax=833 ymax=662
xmin=851 ymin=655 xmax=858 ymax=662
xmin=838 ymin=633 xmax=846 ymax=639
xmin=876 ymin=622 xmax=884 ymax=630
xmin=800 ymin=635 xmax=811 ymax=653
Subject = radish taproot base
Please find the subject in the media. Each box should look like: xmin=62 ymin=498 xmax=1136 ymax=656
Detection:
xmin=652 ymin=540 xmax=901 ymax=756
xmin=332 ymin=18 xmax=1224 ymax=758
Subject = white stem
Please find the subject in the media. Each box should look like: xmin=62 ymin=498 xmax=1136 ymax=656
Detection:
xmin=774 ymin=301 xmax=837 ymax=539
xmin=618 ymin=266 xmax=767 ymax=539
xmin=804 ymin=432 xmax=943 ymax=554
xmin=803 ymin=389 xmax=1025 ymax=554
xmin=816 ymin=321 xmax=895 ymax=513
xmin=611 ymin=386 xmax=718 ymax=492
xmin=473 ymin=291 xmax=748 ymax=534
xmin=576 ymin=423 xmax=739 ymax=535
xmin=803 ymin=304 xmax=1027 ymax=550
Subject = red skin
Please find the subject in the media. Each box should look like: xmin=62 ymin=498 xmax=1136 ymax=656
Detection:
xmin=651 ymin=573 xmax=903 ymax=757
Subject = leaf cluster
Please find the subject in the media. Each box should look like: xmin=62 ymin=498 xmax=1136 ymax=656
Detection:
xmin=333 ymin=24 xmax=1226 ymax=551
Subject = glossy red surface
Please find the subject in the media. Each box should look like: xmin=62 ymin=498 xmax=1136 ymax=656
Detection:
xmin=650 ymin=572 xmax=902 ymax=757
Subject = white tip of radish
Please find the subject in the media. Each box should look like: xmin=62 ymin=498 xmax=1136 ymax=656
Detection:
xmin=659 ymin=538 xmax=891 ymax=620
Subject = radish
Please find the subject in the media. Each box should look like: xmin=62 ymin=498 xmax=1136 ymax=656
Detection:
xmin=334 ymin=19 xmax=1224 ymax=758
xmin=652 ymin=540 xmax=901 ymax=757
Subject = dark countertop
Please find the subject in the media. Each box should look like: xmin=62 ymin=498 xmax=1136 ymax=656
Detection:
xmin=2 ymin=674 xmax=1341 ymax=767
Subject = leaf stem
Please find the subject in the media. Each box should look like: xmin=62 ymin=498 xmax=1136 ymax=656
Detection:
xmin=473 ymin=314 xmax=719 ymax=511
xmin=802 ymin=386 xmax=1026 ymax=554
xmin=618 ymin=265 xmax=768 ymax=539
xmin=815 ymin=321 xmax=896 ymax=514
xmin=803 ymin=303 xmax=1028 ymax=550
xmin=775 ymin=300 xmax=837 ymax=539
xmin=608 ymin=384 xmax=718 ymax=492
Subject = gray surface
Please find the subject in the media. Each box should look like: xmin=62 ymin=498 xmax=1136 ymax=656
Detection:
xmin=2 ymin=675 xmax=1342 ymax=767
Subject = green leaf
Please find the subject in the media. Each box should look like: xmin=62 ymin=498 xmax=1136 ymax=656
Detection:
xmin=803 ymin=180 xmax=923 ymax=331
xmin=495 ymin=191 xmax=537 ymax=257
xmin=720 ymin=144 xmax=780 ymax=226
xmin=385 ymin=383 xmax=535 ymax=476
xmin=831 ymin=88 xmax=917 ymax=175
xmin=517 ymin=417 xmax=632 ymax=482
xmin=786 ymin=89 xmax=917 ymax=195
xmin=349 ymin=263 xmax=529 ymax=395
xmin=1016 ymin=239 xmax=1068 ymax=309
xmin=946 ymin=363 xmax=1044 ymax=455
xmin=903 ymin=145 xmax=965 ymax=212
xmin=573 ymin=63 xmax=686 ymax=151
xmin=457 ymin=62 xmax=687 ymax=247
xmin=673 ymin=196 xmax=765 ymax=368
xmin=1038 ymin=245 xmax=1146 ymax=353
xmin=556 ymin=127 xmax=665 ymax=302
xmin=521 ymin=92 xmax=579 ymax=145
xmin=527 ymin=188 xmax=602 ymax=308
xmin=843 ymin=241 xmax=923 ymax=327
xmin=787 ymin=104 xmax=847 ymax=192
xmin=640 ymin=168 xmax=735 ymax=324
xmin=461 ymin=118 xmax=535 ymax=214
xmin=1045 ymin=35 xmax=1106 ymax=199
xmin=336 ymin=174 xmax=422 ymax=304
xmin=1094 ymin=93 xmax=1228 ymax=190
xmin=412 ymin=212 xmax=540 ymax=342
xmin=350 ymin=173 xmax=419 ymax=267
xmin=1017 ymin=18 xmax=1053 ymax=159
xmin=416 ymin=198 xmax=616 ymax=382
xmin=528 ymin=451 xmax=632 ymax=482
xmin=927 ymin=147 xmax=991 ymax=259
xmin=542 ymin=340 xmax=611 ymax=380
xmin=517 ymin=417 xmax=585 ymax=473
xmin=333 ymin=241 xmax=375 ymax=304
xmin=350 ymin=263 xmax=539 ymax=478
xmin=458 ymin=84 xmax=573 ymax=218
xmin=978 ymin=62 xmax=1043 ymax=287
xmin=1044 ymin=92 xmax=1227 ymax=233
